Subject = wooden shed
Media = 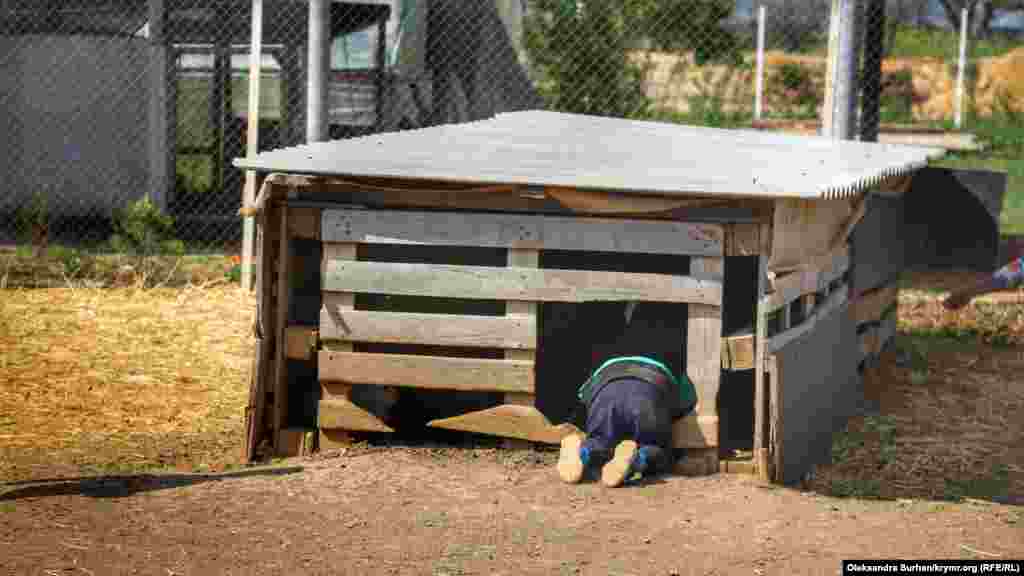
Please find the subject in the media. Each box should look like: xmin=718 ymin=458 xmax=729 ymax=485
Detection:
xmin=234 ymin=110 xmax=947 ymax=484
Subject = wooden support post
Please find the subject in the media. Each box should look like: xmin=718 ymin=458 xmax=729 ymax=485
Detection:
xmin=754 ymin=223 xmax=772 ymax=482
xmin=318 ymin=243 xmax=357 ymax=451
xmin=504 ymin=248 xmax=539 ymax=448
xmin=272 ymin=206 xmax=292 ymax=455
xmin=768 ymin=354 xmax=782 ymax=483
xmin=245 ymin=201 xmax=281 ymax=461
xmin=687 ymin=256 xmax=723 ymax=473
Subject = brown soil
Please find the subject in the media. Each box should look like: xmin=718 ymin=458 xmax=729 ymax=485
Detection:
xmin=2 ymin=273 xmax=1023 ymax=574
xmin=2 ymin=448 xmax=1022 ymax=576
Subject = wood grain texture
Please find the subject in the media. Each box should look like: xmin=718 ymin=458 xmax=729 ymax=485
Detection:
xmin=766 ymin=245 xmax=849 ymax=310
xmin=321 ymin=243 xmax=356 ymax=355
xmin=318 ymin=397 xmax=395 ymax=432
xmin=721 ymin=331 xmax=755 ymax=371
xmin=318 ymin=351 xmax=535 ymax=393
xmin=271 ymin=206 xmax=291 ymax=452
xmin=754 ymin=224 xmax=771 ymax=482
xmin=427 ymin=405 xmax=580 ymax=444
xmin=545 ymin=186 xmax=724 ymax=215
xmin=687 ymin=257 xmax=724 ymax=425
xmin=322 ymin=208 xmax=724 ymax=256
xmin=322 ymin=260 xmax=723 ymax=305
xmin=726 ymin=222 xmax=762 ymax=256
xmin=504 ymin=248 xmax=539 ymax=407
xmin=319 ymin=304 xmax=536 ymax=349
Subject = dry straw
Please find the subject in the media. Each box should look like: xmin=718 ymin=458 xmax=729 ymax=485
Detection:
xmin=0 ymin=283 xmax=256 ymax=481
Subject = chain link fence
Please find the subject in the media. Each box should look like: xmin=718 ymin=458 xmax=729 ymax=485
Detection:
xmin=1 ymin=0 xmax=1022 ymax=263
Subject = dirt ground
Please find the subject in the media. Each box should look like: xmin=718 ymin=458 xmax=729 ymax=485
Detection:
xmin=1 ymin=270 xmax=1023 ymax=574
xmin=2 ymin=447 xmax=1022 ymax=576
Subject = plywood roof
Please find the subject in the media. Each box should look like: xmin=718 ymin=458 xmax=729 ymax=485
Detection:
xmin=234 ymin=110 xmax=944 ymax=200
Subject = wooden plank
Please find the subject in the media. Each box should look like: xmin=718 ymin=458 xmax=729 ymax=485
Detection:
xmin=271 ymin=205 xmax=291 ymax=453
xmin=766 ymin=245 xmax=850 ymax=310
xmin=831 ymin=191 xmax=870 ymax=250
xmin=318 ymin=351 xmax=535 ymax=393
xmin=768 ymin=198 xmax=853 ymax=274
xmin=545 ymin=186 xmax=725 ymax=215
xmin=720 ymin=458 xmax=757 ymax=475
xmin=322 ymin=208 xmax=723 ymax=257
xmin=726 ymin=222 xmax=761 ymax=257
xmin=672 ymin=414 xmax=719 ymax=448
xmin=285 ymin=325 xmax=317 ymax=360
xmin=323 ymin=261 xmax=722 ymax=305
xmin=318 ymin=398 xmax=395 ymax=432
xmin=721 ymin=331 xmax=755 ymax=371
xmin=320 ymin=305 xmax=536 ymax=350
xmin=244 ymin=342 xmax=263 ymax=462
xmin=852 ymin=283 xmax=898 ymax=326
xmin=319 ymin=382 xmax=353 ymax=451
xmin=322 ymin=243 xmax=356 ymax=355
xmin=427 ymin=404 xmax=580 ymax=444
xmin=754 ymin=222 xmax=771 ymax=482
xmin=766 ymin=284 xmax=849 ymax=353
xmin=505 ymin=248 xmax=539 ymax=412
xmin=246 ymin=203 xmax=280 ymax=461
xmin=288 ymin=206 xmax=321 ymax=240
xmin=768 ymin=354 xmax=782 ymax=483
xmin=687 ymin=257 xmax=723 ymax=452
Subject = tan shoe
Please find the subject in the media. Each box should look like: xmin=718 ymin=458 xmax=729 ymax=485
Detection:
xmin=601 ymin=440 xmax=638 ymax=487
xmin=557 ymin=433 xmax=586 ymax=484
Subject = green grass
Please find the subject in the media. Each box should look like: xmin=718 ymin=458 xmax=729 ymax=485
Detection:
xmin=932 ymin=115 xmax=1024 ymax=236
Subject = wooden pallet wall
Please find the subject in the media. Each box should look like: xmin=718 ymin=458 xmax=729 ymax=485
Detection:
xmin=316 ymin=207 xmax=725 ymax=452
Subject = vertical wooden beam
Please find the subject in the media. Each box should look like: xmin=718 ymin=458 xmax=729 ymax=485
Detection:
xmin=319 ymin=243 xmax=358 ymax=451
xmin=754 ymin=222 xmax=772 ymax=482
xmin=241 ymin=0 xmax=264 ymax=291
xmin=687 ymin=256 xmax=723 ymax=471
xmin=768 ymin=354 xmax=783 ymax=483
xmin=504 ymin=248 xmax=539 ymax=447
xmin=272 ymin=206 xmax=292 ymax=455
xmin=246 ymin=201 xmax=280 ymax=461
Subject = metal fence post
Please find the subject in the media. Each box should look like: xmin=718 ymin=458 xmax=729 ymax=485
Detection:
xmin=307 ymin=0 xmax=330 ymax=143
xmin=755 ymin=5 xmax=767 ymax=122
xmin=822 ymin=0 xmax=860 ymax=140
xmin=955 ymin=7 xmax=969 ymax=130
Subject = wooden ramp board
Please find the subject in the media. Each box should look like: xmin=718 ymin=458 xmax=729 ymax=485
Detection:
xmin=318 ymin=397 xmax=394 ymax=432
xmin=322 ymin=260 xmax=722 ymax=306
xmin=319 ymin=351 xmax=535 ymax=393
xmin=427 ymin=404 xmax=582 ymax=444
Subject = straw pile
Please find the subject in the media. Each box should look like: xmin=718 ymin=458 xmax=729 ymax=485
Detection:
xmin=0 ymin=283 xmax=255 ymax=481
